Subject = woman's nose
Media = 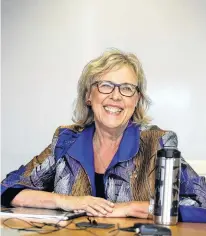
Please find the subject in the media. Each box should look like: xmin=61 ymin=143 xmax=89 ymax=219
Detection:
xmin=110 ymin=86 xmax=122 ymax=100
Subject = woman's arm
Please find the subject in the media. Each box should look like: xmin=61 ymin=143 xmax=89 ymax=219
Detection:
xmin=1 ymin=144 xmax=56 ymax=205
xmin=160 ymin=131 xmax=206 ymax=207
xmin=105 ymin=201 xmax=150 ymax=218
xmin=180 ymin=158 xmax=206 ymax=208
xmin=11 ymin=189 xmax=59 ymax=209
xmin=11 ymin=189 xmax=114 ymax=216
xmin=1 ymin=127 xmax=114 ymax=216
xmin=1 ymin=127 xmax=65 ymax=205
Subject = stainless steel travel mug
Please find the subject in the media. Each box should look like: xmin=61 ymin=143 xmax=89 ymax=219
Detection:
xmin=154 ymin=148 xmax=181 ymax=225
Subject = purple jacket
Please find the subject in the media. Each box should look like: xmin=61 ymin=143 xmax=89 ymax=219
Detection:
xmin=1 ymin=123 xmax=206 ymax=222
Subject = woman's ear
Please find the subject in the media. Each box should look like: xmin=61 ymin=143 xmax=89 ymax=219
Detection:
xmin=86 ymin=92 xmax=92 ymax=106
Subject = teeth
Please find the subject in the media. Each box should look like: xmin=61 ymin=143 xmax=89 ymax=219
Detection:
xmin=104 ymin=106 xmax=122 ymax=113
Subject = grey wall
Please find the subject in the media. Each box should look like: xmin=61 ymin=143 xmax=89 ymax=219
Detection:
xmin=2 ymin=0 xmax=206 ymax=179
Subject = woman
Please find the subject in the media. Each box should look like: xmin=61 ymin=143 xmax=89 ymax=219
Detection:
xmin=1 ymin=49 xmax=206 ymax=220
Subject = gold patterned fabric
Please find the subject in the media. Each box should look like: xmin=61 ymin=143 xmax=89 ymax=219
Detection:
xmin=131 ymin=129 xmax=166 ymax=201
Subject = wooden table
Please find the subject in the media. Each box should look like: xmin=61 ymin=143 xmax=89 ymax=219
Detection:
xmin=1 ymin=216 xmax=206 ymax=235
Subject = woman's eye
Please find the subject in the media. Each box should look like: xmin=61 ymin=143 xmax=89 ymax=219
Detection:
xmin=100 ymin=83 xmax=113 ymax=88
xmin=122 ymin=86 xmax=132 ymax=91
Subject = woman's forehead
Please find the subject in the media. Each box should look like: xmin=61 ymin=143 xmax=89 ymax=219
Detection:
xmin=97 ymin=66 xmax=137 ymax=85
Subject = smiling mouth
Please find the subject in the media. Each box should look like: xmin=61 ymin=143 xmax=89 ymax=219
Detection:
xmin=104 ymin=106 xmax=123 ymax=114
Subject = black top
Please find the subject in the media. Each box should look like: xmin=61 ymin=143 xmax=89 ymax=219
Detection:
xmin=1 ymin=188 xmax=24 ymax=207
xmin=95 ymin=172 xmax=105 ymax=199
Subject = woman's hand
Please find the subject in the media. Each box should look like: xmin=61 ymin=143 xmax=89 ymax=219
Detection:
xmin=56 ymin=195 xmax=114 ymax=217
xmin=105 ymin=201 xmax=149 ymax=218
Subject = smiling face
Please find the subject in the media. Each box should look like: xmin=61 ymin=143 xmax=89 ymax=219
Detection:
xmin=88 ymin=66 xmax=140 ymax=131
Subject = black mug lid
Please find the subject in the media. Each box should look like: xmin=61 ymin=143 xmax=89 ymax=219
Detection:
xmin=157 ymin=148 xmax=181 ymax=158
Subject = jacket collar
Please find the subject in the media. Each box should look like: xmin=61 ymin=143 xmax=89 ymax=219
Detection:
xmin=67 ymin=124 xmax=96 ymax=195
xmin=67 ymin=122 xmax=140 ymax=196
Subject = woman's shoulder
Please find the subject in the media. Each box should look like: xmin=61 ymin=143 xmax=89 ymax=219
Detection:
xmin=139 ymin=124 xmax=175 ymax=133
xmin=139 ymin=124 xmax=162 ymax=131
xmin=139 ymin=124 xmax=178 ymax=147
xmin=53 ymin=124 xmax=84 ymax=138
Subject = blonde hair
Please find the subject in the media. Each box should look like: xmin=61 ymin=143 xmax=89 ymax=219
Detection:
xmin=72 ymin=48 xmax=151 ymax=127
